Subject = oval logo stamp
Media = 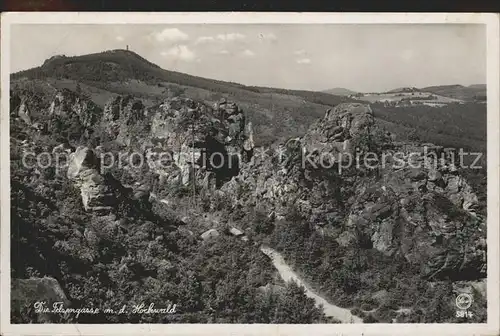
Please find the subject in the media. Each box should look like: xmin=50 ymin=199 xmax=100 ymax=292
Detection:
xmin=455 ymin=293 xmax=473 ymax=310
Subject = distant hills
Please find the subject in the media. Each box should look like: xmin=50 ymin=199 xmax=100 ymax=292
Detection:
xmin=322 ymin=84 xmax=486 ymax=101
xmin=13 ymin=49 xmax=254 ymax=94
xmin=321 ymin=87 xmax=358 ymax=96
xmin=378 ymin=84 xmax=486 ymax=101
xmin=421 ymin=84 xmax=486 ymax=101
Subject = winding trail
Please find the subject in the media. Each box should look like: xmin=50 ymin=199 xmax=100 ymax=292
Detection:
xmin=260 ymin=246 xmax=363 ymax=324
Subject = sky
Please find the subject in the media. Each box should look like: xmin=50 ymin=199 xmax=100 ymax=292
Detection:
xmin=10 ymin=24 xmax=486 ymax=92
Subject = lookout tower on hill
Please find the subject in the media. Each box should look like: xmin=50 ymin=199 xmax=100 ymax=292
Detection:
xmin=126 ymin=45 xmax=129 ymax=51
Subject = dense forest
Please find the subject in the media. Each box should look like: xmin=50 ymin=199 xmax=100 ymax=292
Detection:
xmin=371 ymin=102 xmax=487 ymax=153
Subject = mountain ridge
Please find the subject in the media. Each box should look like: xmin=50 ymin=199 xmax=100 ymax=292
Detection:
xmin=11 ymin=49 xmax=487 ymax=153
xmin=12 ymin=49 xmax=350 ymax=100
xmin=13 ymin=49 xmax=486 ymax=102
xmin=421 ymin=84 xmax=486 ymax=101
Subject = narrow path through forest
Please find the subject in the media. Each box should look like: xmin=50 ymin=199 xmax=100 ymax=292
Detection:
xmin=260 ymin=246 xmax=364 ymax=324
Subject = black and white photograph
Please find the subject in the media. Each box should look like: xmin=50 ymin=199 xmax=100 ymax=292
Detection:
xmin=1 ymin=12 xmax=499 ymax=336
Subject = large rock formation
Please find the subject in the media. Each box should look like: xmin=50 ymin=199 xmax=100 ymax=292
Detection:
xmin=219 ymin=102 xmax=486 ymax=280
xmin=49 ymin=89 xmax=102 ymax=128
xmin=67 ymin=146 xmax=117 ymax=214
xmin=60 ymin=94 xmax=254 ymax=215
xmin=11 ymin=87 xmax=105 ymax=140
xmin=101 ymin=95 xmax=148 ymax=146
xmin=339 ymin=151 xmax=486 ymax=278
xmin=101 ymin=96 xmax=254 ymax=196
xmin=9 ymin=89 xmax=44 ymax=125
xmin=302 ymin=103 xmax=375 ymax=158
xmin=222 ymin=103 xmax=380 ymax=219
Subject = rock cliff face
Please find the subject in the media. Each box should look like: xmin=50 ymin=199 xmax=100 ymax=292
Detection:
xmin=67 ymin=146 xmax=118 ymax=214
xmin=62 ymin=94 xmax=254 ymax=213
xmin=101 ymin=95 xmax=148 ymax=146
xmin=50 ymin=89 xmax=102 ymax=128
xmin=221 ymin=103 xmax=381 ymax=219
xmin=341 ymin=156 xmax=485 ymax=278
xmin=101 ymin=96 xmax=254 ymax=194
xmin=10 ymin=90 xmax=43 ymax=125
xmin=302 ymin=103 xmax=375 ymax=157
xmin=219 ymin=102 xmax=486 ymax=280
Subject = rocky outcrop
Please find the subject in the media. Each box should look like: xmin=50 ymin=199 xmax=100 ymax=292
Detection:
xmin=339 ymin=160 xmax=486 ymax=279
xmin=11 ymin=277 xmax=70 ymax=323
xmin=17 ymin=96 xmax=33 ymax=125
xmin=13 ymin=88 xmax=254 ymax=200
xmin=219 ymin=102 xmax=486 ymax=280
xmin=302 ymin=103 xmax=375 ymax=157
xmin=49 ymin=89 xmax=102 ymax=128
xmin=67 ymin=146 xmax=117 ymax=214
xmin=11 ymin=87 xmax=105 ymax=143
xmin=10 ymin=90 xmax=39 ymax=125
xmin=101 ymin=95 xmax=148 ymax=146
xmin=101 ymin=96 xmax=254 ymax=196
xmin=222 ymin=103 xmax=379 ymax=218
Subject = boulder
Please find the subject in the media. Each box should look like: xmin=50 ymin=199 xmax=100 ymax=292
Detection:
xmin=428 ymin=169 xmax=443 ymax=182
xmin=11 ymin=277 xmax=70 ymax=323
xmin=302 ymin=103 xmax=375 ymax=160
xmin=201 ymin=229 xmax=220 ymax=240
